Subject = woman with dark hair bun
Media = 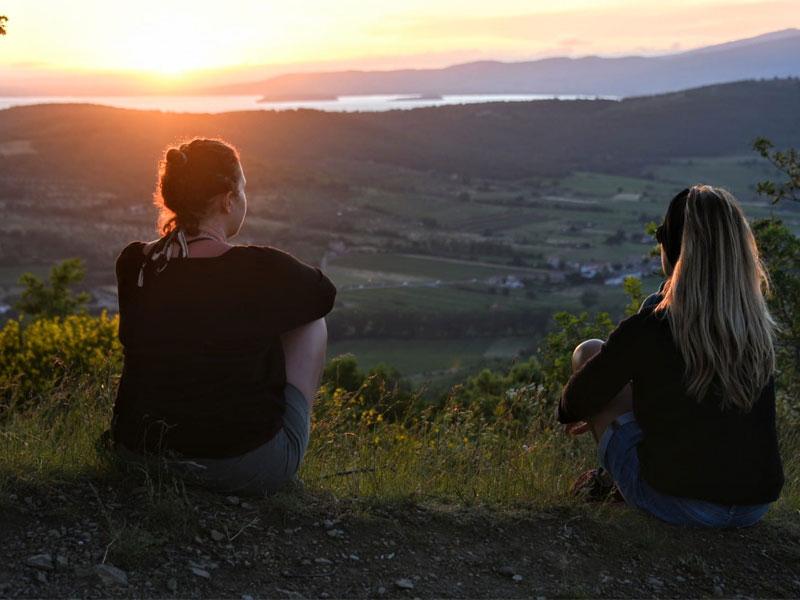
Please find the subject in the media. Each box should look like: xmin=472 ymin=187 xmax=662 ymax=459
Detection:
xmin=111 ymin=137 xmax=335 ymax=495
xmin=558 ymin=185 xmax=783 ymax=527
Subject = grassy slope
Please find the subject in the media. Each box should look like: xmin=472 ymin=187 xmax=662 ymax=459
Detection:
xmin=0 ymin=369 xmax=798 ymax=598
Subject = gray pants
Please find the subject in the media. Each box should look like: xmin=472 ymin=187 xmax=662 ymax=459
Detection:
xmin=118 ymin=384 xmax=311 ymax=495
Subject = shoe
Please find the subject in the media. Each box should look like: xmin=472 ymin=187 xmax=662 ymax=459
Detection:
xmin=571 ymin=468 xmax=626 ymax=504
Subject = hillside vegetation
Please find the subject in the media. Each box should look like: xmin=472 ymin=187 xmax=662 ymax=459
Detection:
xmin=1 ymin=79 xmax=799 ymax=382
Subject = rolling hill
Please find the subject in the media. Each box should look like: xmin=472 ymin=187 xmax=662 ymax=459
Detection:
xmin=203 ymin=29 xmax=800 ymax=99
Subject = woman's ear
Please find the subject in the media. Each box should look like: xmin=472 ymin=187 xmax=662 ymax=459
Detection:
xmin=221 ymin=191 xmax=235 ymax=214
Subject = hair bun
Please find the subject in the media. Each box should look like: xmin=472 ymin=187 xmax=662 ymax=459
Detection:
xmin=166 ymin=148 xmax=188 ymax=166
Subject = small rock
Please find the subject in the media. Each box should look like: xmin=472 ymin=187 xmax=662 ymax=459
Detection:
xmin=512 ymin=574 xmax=523 ymax=583
xmin=36 ymin=571 xmax=48 ymax=584
xmin=326 ymin=529 xmax=342 ymax=538
xmin=320 ymin=593 xmax=330 ymax=599
xmin=242 ymin=595 xmax=254 ymax=600
xmin=191 ymin=567 xmax=211 ymax=579
xmin=712 ymin=585 xmax=723 ymax=597
xmin=166 ymin=577 xmax=178 ymax=592
xmin=349 ymin=554 xmax=360 ymax=561
xmin=648 ymin=577 xmax=664 ymax=587
xmin=377 ymin=587 xmax=386 ymax=596
xmin=226 ymin=496 xmax=240 ymax=505
xmin=676 ymin=575 xmax=687 ymax=583
xmin=497 ymin=566 xmax=515 ymax=576
xmin=314 ymin=557 xmax=333 ymax=565
xmin=395 ymin=578 xmax=414 ymax=590
xmin=241 ymin=502 xmax=253 ymax=509
xmin=56 ymin=555 xmax=69 ymax=569
xmin=26 ymin=554 xmax=54 ymax=571
xmin=210 ymin=529 xmax=225 ymax=542
xmin=47 ymin=529 xmax=61 ymax=538
xmin=94 ymin=564 xmax=128 ymax=586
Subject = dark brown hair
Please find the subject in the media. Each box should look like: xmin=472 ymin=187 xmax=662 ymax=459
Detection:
xmin=155 ymin=138 xmax=241 ymax=235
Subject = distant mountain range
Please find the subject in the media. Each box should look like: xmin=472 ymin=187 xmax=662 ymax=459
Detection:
xmin=203 ymin=28 xmax=800 ymax=100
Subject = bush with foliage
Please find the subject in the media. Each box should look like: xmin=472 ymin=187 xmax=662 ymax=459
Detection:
xmin=752 ymin=138 xmax=800 ymax=408
xmin=1 ymin=259 xmax=121 ymax=407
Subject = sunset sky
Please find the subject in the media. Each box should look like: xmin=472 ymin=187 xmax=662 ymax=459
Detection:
xmin=2 ymin=0 xmax=799 ymax=83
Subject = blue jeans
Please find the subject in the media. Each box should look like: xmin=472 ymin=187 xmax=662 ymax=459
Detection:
xmin=597 ymin=412 xmax=769 ymax=528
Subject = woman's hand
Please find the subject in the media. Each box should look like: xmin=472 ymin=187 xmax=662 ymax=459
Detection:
xmin=564 ymin=421 xmax=591 ymax=436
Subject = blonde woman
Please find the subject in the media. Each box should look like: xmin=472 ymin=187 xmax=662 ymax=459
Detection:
xmin=558 ymin=186 xmax=784 ymax=527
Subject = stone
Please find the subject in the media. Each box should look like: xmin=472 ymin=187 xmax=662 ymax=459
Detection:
xmin=395 ymin=578 xmax=414 ymax=590
xmin=512 ymin=575 xmax=523 ymax=583
xmin=648 ymin=577 xmax=664 ymax=587
xmin=210 ymin=529 xmax=225 ymax=542
xmin=56 ymin=555 xmax=69 ymax=569
xmin=191 ymin=567 xmax=211 ymax=579
xmin=166 ymin=577 xmax=178 ymax=592
xmin=94 ymin=564 xmax=128 ymax=586
xmin=377 ymin=587 xmax=386 ymax=596
xmin=36 ymin=571 xmax=48 ymax=584
xmin=349 ymin=554 xmax=360 ymax=561
xmin=26 ymin=554 xmax=54 ymax=571
xmin=712 ymin=585 xmax=724 ymax=597
xmin=676 ymin=575 xmax=687 ymax=583
xmin=497 ymin=566 xmax=515 ymax=576
xmin=314 ymin=557 xmax=333 ymax=565
xmin=226 ymin=496 xmax=240 ymax=505
xmin=242 ymin=595 xmax=254 ymax=600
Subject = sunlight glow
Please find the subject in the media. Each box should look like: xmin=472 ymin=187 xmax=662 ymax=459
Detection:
xmin=1 ymin=0 xmax=798 ymax=81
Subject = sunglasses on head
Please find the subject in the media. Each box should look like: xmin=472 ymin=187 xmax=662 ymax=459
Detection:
xmin=655 ymin=188 xmax=690 ymax=246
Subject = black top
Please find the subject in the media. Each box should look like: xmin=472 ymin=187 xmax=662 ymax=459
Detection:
xmin=558 ymin=309 xmax=784 ymax=505
xmin=112 ymin=242 xmax=336 ymax=459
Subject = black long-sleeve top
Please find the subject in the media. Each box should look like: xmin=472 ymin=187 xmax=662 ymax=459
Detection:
xmin=112 ymin=242 xmax=336 ymax=459
xmin=557 ymin=309 xmax=784 ymax=505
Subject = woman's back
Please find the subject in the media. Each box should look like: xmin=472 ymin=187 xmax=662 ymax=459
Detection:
xmin=560 ymin=307 xmax=783 ymax=505
xmin=113 ymin=238 xmax=334 ymax=459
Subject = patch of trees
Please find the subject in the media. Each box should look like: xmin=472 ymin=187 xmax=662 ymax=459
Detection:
xmin=327 ymin=307 xmax=550 ymax=340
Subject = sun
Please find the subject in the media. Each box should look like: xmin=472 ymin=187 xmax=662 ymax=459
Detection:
xmin=114 ymin=20 xmax=225 ymax=77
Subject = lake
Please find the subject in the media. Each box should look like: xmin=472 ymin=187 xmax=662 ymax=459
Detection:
xmin=0 ymin=93 xmax=619 ymax=114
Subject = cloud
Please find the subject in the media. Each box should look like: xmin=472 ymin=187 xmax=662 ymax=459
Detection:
xmin=375 ymin=1 xmax=800 ymax=56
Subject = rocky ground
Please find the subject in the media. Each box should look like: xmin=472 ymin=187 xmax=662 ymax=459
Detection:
xmin=1 ymin=482 xmax=799 ymax=599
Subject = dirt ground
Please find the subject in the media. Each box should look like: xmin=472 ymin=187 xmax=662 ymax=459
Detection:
xmin=1 ymin=482 xmax=799 ymax=599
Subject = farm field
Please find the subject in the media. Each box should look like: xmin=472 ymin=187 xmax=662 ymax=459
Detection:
xmin=326 ymin=337 xmax=525 ymax=376
xmin=2 ymin=100 xmax=799 ymax=384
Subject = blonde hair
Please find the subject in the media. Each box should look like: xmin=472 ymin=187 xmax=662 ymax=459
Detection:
xmin=656 ymin=186 xmax=775 ymax=411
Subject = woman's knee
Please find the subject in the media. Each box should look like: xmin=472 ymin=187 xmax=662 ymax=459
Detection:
xmin=281 ymin=318 xmax=328 ymax=406
xmin=572 ymin=338 xmax=604 ymax=371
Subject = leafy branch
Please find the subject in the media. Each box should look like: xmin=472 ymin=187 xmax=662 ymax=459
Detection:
xmin=0 ymin=16 xmax=7 ymax=36
xmin=753 ymin=137 xmax=800 ymax=203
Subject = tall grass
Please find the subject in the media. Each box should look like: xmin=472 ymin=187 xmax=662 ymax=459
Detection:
xmin=1 ymin=366 xmax=796 ymax=521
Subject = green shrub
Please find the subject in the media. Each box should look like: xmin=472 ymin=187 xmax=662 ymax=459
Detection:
xmin=0 ymin=312 xmax=121 ymax=406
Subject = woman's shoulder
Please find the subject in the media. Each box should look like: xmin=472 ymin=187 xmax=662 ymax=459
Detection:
xmin=117 ymin=241 xmax=147 ymax=260
xmin=608 ymin=310 xmax=669 ymax=343
xmin=234 ymin=245 xmax=320 ymax=271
